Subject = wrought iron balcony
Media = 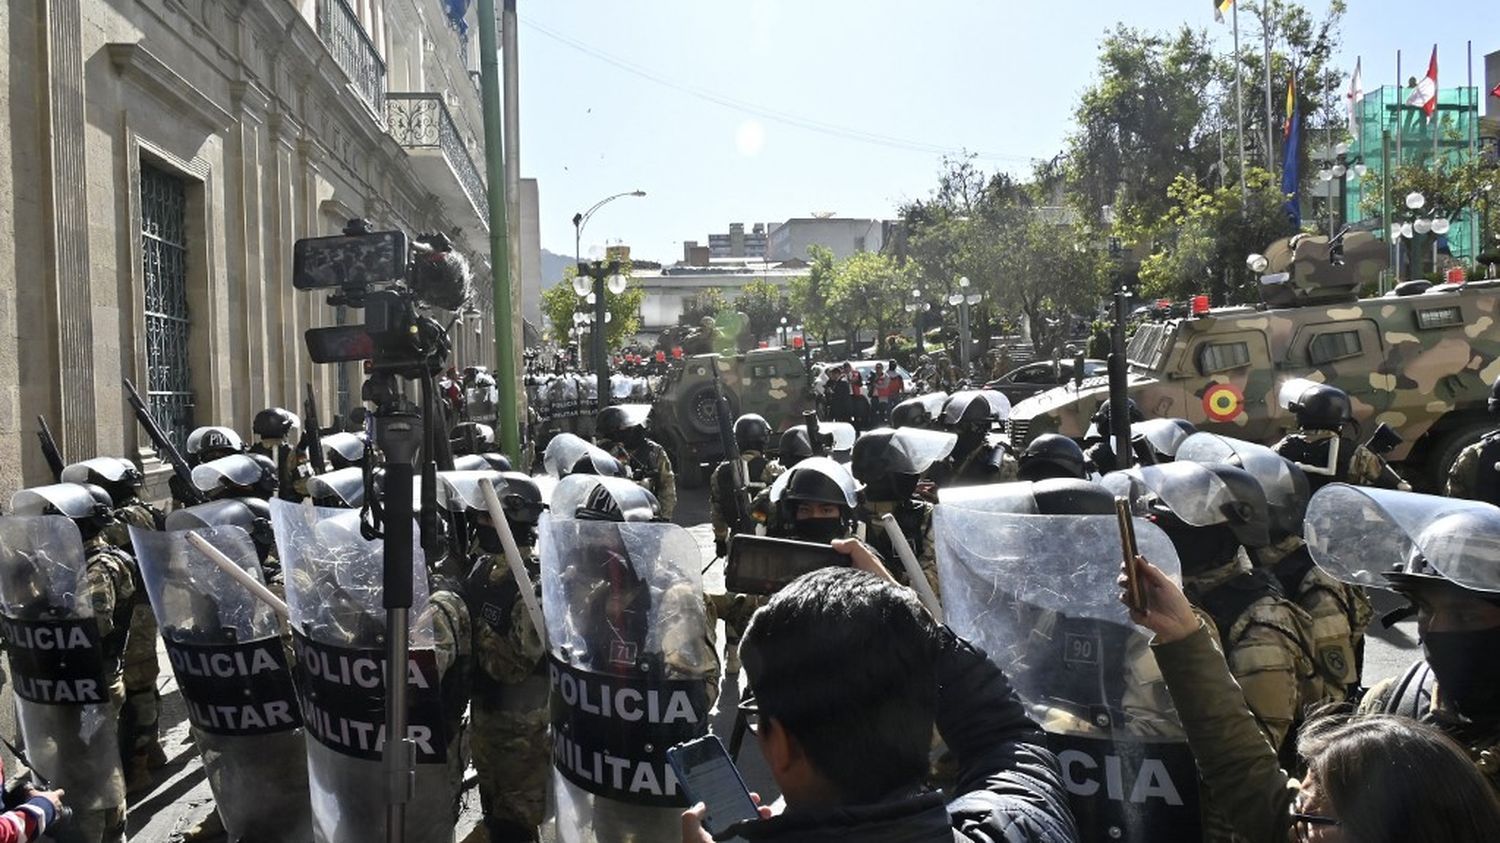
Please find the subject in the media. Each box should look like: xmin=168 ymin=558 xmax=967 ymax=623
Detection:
xmin=387 ymin=93 xmax=488 ymax=229
xmin=317 ymin=0 xmax=387 ymax=120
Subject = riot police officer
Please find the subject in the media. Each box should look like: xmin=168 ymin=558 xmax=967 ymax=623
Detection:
xmin=1016 ymin=434 xmax=1087 ymax=482
xmin=766 ymin=426 xmax=813 ymax=479
xmin=708 ymin=413 xmax=775 ymax=556
xmin=933 ymin=390 xmax=1016 ymax=486
xmin=1082 ymin=398 xmax=1143 ymax=475
xmin=62 ymin=458 xmax=167 ymax=791
xmin=321 ymin=431 xmax=368 ymax=471
xmin=766 ymin=457 xmax=862 ymax=543
xmin=889 ymin=392 xmax=948 ymax=430
xmin=594 ymin=405 xmax=676 ymax=519
xmin=1272 ymin=380 xmax=1409 ymax=492
xmin=250 ymin=407 xmax=306 ymax=498
xmin=850 ymin=427 xmax=956 ymax=597
xmin=6 ymin=483 xmax=136 ymax=842
xmin=185 ymin=426 xmax=245 ymax=467
xmin=191 ymin=453 xmax=278 ymax=501
xmin=1446 ymin=374 xmax=1500 ymax=504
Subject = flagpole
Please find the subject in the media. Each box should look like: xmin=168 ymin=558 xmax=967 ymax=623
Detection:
xmin=1396 ymin=50 xmax=1403 ymax=166
xmin=1233 ymin=0 xmax=1247 ymax=203
xmin=1470 ymin=40 xmax=1477 ymax=265
xmin=1327 ymin=73 xmax=1335 ymax=236
xmin=1263 ymin=14 xmax=1274 ymax=175
xmin=1433 ymin=46 xmax=1440 ymax=270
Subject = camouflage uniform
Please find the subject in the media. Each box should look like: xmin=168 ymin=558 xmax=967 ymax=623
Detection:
xmin=105 ymin=502 xmax=167 ymax=783
xmin=1272 ymin=429 xmax=1409 ymax=493
xmin=464 ymin=553 xmax=550 ymax=838
xmin=1183 ymin=551 xmax=1316 ymax=753
xmin=707 ymin=454 xmax=777 ymax=675
xmin=1359 ymin=663 xmax=1500 ymax=795
xmin=861 ymin=500 xmax=940 ymax=600
xmin=630 ymin=438 xmax=676 ymax=520
xmin=1445 ymin=431 xmax=1500 ymax=504
xmin=707 ymin=453 xmax=774 ymax=549
xmin=78 ymin=534 xmax=136 ymax=843
xmin=1257 ymin=536 xmax=1372 ymax=703
xmin=934 ymin=439 xmax=1018 ymax=487
xmin=425 ymin=580 xmax=473 ymax=830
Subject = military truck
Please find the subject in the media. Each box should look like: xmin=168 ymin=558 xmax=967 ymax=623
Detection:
xmin=648 ymin=347 xmax=811 ymax=486
xmin=1007 ymin=231 xmax=1500 ymax=489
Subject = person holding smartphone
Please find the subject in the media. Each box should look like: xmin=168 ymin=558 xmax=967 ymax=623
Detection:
xmin=682 ymin=541 xmax=1078 ymax=842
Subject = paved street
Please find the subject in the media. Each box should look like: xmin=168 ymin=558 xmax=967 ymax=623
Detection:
xmin=115 ymin=485 xmax=1414 ymax=840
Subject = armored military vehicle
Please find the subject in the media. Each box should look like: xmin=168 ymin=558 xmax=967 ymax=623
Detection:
xmin=1008 ymin=231 xmax=1500 ymax=489
xmin=648 ymin=347 xmax=810 ymax=486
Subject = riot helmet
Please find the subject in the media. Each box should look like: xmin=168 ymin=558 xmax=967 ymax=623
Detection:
xmin=10 ymin=482 xmax=115 ymax=541
xmin=1084 ymin=398 xmax=1143 ymax=443
xmin=450 ymin=422 xmax=495 ymax=456
xmin=252 ymin=407 xmax=301 ymax=441
xmin=733 ymin=414 xmax=771 ymax=454
xmin=61 ymin=457 xmax=144 ymax=508
xmin=851 ymin=428 xmax=957 ymax=502
xmin=890 ymin=392 xmax=948 ymax=429
xmin=322 ymin=432 xmax=368 ymax=470
xmin=1177 ymin=433 xmax=1309 ymax=541
xmin=551 ymin=475 xmax=659 ymax=522
xmin=769 ymin=457 xmax=861 ymax=542
xmin=1107 ymin=462 xmax=1269 ymax=572
xmin=1131 ymin=418 xmax=1195 ymax=464
xmin=1030 ymin=478 xmax=1116 ymax=515
xmin=306 ymin=467 xmax=367 ymax=508
xmin=452 ymin=454 xmax=491 ymax=472
xmin=1489 ymin=374 xmax=1500 ymax=416
xmin=1282 ymin=381 xmax=1352 ymax=432
xmin=942 ymin=390 xmax=1010 ymax=431
xmin=543 ymin=432 xmax=624 ymax=479
xmin=186 ymin=426 xmax=246 ymax=465
xmin=595 ymin=405 xmax=651 ymax=448
xmin=778 ymin=428 xmax=814 ymax=468
xmin=1017 ymin=434 xmax=1087 ymax=481
xmin=192 ymin=453 xmax=278 ymax=500
xmin=480 ymin=453 xmax=513 ymax=472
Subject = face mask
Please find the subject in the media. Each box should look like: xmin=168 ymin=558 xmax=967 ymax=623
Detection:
xmin=475 ymin=526 xmax=504 ymax=555
xmin=795 ymin=517 xmax=847 ymax=544
xmin=1422 ymin=627 xmax=1500 ymax=717
xmin=1154 ymin=515 xmax=1240 ymax=572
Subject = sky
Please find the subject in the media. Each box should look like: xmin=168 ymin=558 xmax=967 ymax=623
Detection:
xmin=516 ymin=1 xmax=1494 ymax=264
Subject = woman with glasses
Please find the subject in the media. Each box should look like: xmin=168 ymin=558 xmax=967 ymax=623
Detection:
xmin=1122 ymin=556 xmax=1500 ymax=843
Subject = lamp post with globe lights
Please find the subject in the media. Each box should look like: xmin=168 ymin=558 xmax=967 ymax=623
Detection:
xmin=904 ymin=287 xmax=932 ymax=354
xmin=948 ymin=277 xmax=983 ymax=378
xmin=572 ymin=190 xmax=645 ymax=400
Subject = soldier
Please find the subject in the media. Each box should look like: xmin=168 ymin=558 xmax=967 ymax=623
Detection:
xmin=6 ymin=483 xmax=136 ymax=843
xmin=1446 ymin=374 xmax=1500 ymax=504
xmin=1304 ymin=490 xmax=1500 ymax=793
xmin=1081 ymin=398 xmax=1143 ymax=475
xmin=766 ymin=457 xmax=862 ymax=543
xmin=185 ymin=426 xmax=245 ymax=468
xmin=1130 ymin=417 xmax=1196 ymax=465
xmin=61 ymin=458 xmax=167 ymax=792
xmin=249 ymin=406 xmax=307 ymax=498
xmin=1272 ymin=380 xmax=1409 ymax=492
xmin=1016 ymin=434 xmax=1087 ymax=482
xmin=850 ymin=427 xmax=956 ymax=598
xmin=765 ymin=426 xmax=813 ymax=480
xmin=1177 ymin=433 xmax=1370 ymax=705
xmin=593 ymin=405 xmax=676 ymax=519
xmin=708 ymin=414 xmax=775 ymax=557
xmin=932 ymin=390 xmax=1016 ymax=486
xmin=321 ymin=431 xmax=368 ymax=471
xmin=889 ymin=392 xmax=948 ymax=430
xmin=1107 ymin=463 xmax=1315 ymax=754
xmin=191 ymin=453 xmax=278 ymax=502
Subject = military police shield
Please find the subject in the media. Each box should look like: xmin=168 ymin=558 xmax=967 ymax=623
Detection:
xmin=539 ymin=513 xmax=713 ymax=842
xmin=934 ymin=504 xmax=1200 ymax=842
xmin=0 ymin=515 xmax=126 ymax=810
xmin=131 ymin=524 xmax=313 ymax=841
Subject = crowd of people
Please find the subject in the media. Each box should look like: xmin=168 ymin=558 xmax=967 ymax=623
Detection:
xmin=0 ymin=369 xmax=1497 ymax=843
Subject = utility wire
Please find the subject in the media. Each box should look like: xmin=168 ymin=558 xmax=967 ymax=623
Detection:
xmin=522 ymin=16 xmax=1042 ymax=165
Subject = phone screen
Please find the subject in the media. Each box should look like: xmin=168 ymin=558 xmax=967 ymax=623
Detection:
xmin=667 ymin=736 xmax=760 ymax=836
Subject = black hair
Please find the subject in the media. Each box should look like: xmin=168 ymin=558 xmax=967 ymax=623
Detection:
xmin=740 ymin=567 xmax=938 ymax=803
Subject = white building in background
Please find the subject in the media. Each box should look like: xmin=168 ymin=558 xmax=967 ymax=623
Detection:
xmin=767 ymin=217 xmax=884 ymax=262
xmin=633 ymin=262 xmax=808 ymax=338
xmin=0 ymin=0 xmax=519 ymax=502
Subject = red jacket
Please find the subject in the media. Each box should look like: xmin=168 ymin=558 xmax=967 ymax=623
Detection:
xmin=0 ymin=760 xmax=57 ymax=843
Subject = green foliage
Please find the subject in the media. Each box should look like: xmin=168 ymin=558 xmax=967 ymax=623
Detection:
xmin=1123 ymin=166 xmax=1292 ymax=303
xmin=733 ymin=279 xmax=787 ymax=341
xmin=677 ymin=287 xmax=729 ymax=327
xmin=542 ymin=264 xmax=645 ymax=350
xmin=827 ymin=251 xmax=910 ymax=355
xmin=787 ymin=245 xmax=837 ymax=341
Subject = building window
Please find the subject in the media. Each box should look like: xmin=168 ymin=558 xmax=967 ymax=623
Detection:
xmin=140 ymin=163 xmax=195 ymax=449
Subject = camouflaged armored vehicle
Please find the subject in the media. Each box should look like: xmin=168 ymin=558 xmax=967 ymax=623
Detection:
xmin=648 ymin=347 xmax=810 ymax=486
xmin=1008 ymin=231 xmax=1500 ymax=489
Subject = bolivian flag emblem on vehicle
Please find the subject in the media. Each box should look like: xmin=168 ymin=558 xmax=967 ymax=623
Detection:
xmin=1203 ymin=383 xmax=1245 ymax=422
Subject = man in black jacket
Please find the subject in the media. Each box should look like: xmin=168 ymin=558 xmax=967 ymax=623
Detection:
xmin=681 ymin=545 xmax=1078 ymax=842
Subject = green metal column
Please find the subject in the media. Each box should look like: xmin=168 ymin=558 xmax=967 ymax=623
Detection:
xmin=477 ymin=0 xmax=519 ymax=460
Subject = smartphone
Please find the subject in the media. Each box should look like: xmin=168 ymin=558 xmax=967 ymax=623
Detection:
xmin=725 ymin=535 xmax=848 ymax=595
xmin=667 ymin=735 xmax=760 ymax=837
xmin=1116 ymin=497 xmax=1147 ymax=613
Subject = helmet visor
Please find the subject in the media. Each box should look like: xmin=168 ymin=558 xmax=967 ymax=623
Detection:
xmin=192 ymin=454 xmax=265 ymax=492
xmin=1101 ymin=462 xmax=1235 ymax=527
xmin=767 ymin=456 xmax=860 ymax=507
xmin=60 ymin=457 xmax=132 ymax=485
xmin=10 ymin=484 xmax=99 ymax=518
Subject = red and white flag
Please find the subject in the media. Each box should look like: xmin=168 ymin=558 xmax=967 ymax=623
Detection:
xmin=1406 ymin=46 xmax=1437 ymax=119
xmin=1347 ymin=58 xmax=1364 ymax=133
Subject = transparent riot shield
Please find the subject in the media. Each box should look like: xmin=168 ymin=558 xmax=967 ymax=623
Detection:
xmin=933 ymin=505 xmax=1200 ymax=842
xmin=0 ymin=516 xmax=124 ymax=810
xmin=544 ymin=433 xmax=624 ymax=479
xmin=1304 ymin=485 xmax=1500 ymax=592
xmin=268 ymin=499 xmax=455 ymax=843
xmin=1101 ymin=462 xmax=1236 ymax=527
xmin=130 ymin=525 xmax=313 ymax=841
xmin=539 ymin=514 xmax=713 ymax=843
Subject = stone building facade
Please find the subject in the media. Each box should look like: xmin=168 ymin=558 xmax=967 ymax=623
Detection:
xmin=1 ymin=0 xmax=506 ymax=501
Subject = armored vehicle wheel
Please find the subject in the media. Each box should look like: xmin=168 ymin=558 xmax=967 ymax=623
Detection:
xmin=680 ymin=382 xmax=736 ymax=437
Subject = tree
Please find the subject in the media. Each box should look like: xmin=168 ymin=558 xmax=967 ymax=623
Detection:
xmin=677 ymin=287 xmax=728 ymax=327
xmin=733 ymin=279 xmax=787 ymax=342
xmin=541 ymin=263 xmax=645 ymax=350
xmin=827 ymin=252 xmax=909 ymax=356
xmin=787 ymin=245 xmax=837 ymax=345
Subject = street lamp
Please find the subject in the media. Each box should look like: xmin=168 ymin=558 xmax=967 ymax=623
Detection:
xmin=904 ymin=287 xmax=932 ymax=353
xmin=947 ymin=276 xmax=982 ymax=376
xmin=571 ymin=189 xmax=645 ymax=405
xmin=779 ymin=315 xmax=789 ymax=347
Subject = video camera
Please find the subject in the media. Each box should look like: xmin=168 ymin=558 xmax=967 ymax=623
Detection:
xmin=292 ymin=220 xmax=472 ymax=377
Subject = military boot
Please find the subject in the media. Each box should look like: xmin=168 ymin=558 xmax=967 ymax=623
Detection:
xmin=182 ymin=809 xmax=227 ymax=842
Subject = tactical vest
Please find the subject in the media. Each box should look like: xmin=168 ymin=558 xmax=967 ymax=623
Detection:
xmin=1187 ymin=568 xmax=1293 ymax=653
xmin=88 ymin=546 xmax=137 ymax=675
xmin=463 ymin=555 xmax=543 ymax=697
xmin=715 ymin=456 xmax=767 ymax=514
xmin=1381 ymin=660 xmax=1500 ymax=789
xmin=1274 ymin=433 xmax=1354 ymax=493
xmin=1473 ymin=433 xmax=1500 ymax=506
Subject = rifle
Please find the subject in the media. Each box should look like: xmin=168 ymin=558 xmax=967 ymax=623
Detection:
xmin=712 ymin=363 xmax=752 ymax=536
xmin=122 ymin=378 xmax=206 ymax=505
xmin=303 ymin=382 xmax=326 ymax=475
xmin=35 ymin=416 xmax=64 ymax=482
xmin=803 ymin=410 xmax=829 ymax=457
